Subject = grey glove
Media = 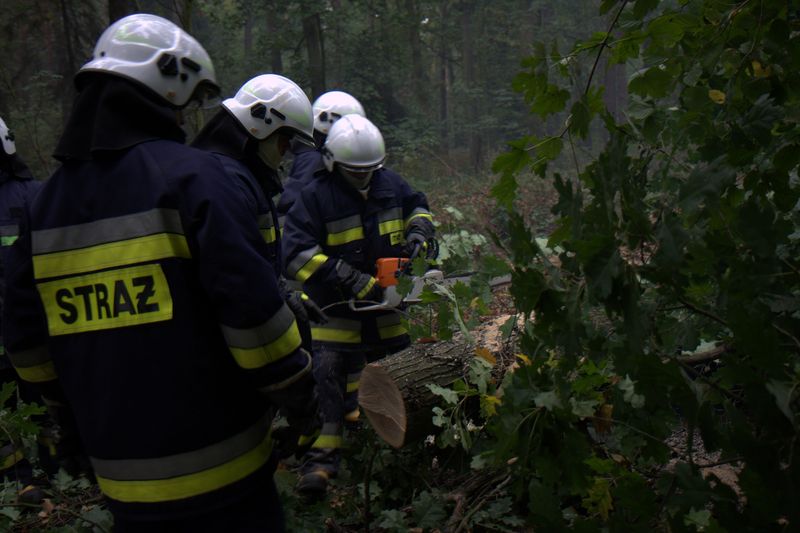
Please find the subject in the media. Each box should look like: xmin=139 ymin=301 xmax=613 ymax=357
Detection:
xmin=334 ymin=260 xmax=383 ymax=302
xmin=286 ymin=290 xmax=328 ymax=324
xmin=404 ymin=217 xmax=437 ymax=259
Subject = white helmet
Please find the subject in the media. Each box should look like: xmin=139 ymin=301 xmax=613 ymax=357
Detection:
xmin=223 ymin=74 xmax=313 ymax=141
xmin=0 ymin=117 xmax=16 ymax=156
xmin=78 ymin=13 xmax=219 ymax=108
xmin=322 ymin=115 xmax=385 ymax=173
xmin=312 ymin=91 xmax=365 ymax=135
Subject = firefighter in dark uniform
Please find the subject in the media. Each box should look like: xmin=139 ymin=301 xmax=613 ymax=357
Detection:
xmin=3 ymin=14 xmax=315 ymax=532
xmin=0 ymin=116 xmax=48 ymax=494
xmin=276 ymin=91 xmax=365 ymax=230
xmin=281 ymin=115 xmax=436 ymax=497
xmin=191 ymin=73 xmax=326 ymax=388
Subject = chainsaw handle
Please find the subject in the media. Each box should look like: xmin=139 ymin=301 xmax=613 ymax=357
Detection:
xmin=348 ymin=286 xmax=403 ymax=312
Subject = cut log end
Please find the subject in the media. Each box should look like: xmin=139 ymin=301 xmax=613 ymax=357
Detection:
xmin=359 ymin=363 xmax=407 ymax=448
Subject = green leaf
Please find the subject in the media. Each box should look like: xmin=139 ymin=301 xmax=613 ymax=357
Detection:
xmin=534 ymin=390 xmax=562 ymax=411
xmin=633 ymin=0 xmax=659 ymax=18
xmin=766 ymin=380 xmax=796 ymax=425
xmin=427 ymin=383 xmax=460 ymax=405
xmin=629 ymin=64 xmax=674 ymax=98
xmin=531 ymin=85 xmax=571 ymax=117
xmin=378 ymin=509 xmax=408 ymax=533
xmin=684 ymin=508 xmax=712 ymax=530
xmin=570 ymin=397 xmax=600 ymax=418
xmin=491 ymin=171 xmax=519 ymax=210
xmin=412 ymin=491 xmax=447 ymax=529
xmin=618 ymin=375 xmax=646 ymax=408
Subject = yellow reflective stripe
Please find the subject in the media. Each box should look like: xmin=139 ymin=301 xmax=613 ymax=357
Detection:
xmin=230 ymin=322 xmax=302 ymax=369
xmin=33 ymin=233 xmax=190 ymax=279
xmin=15 ymin=361 xmax=57 ymax=383
xmin=96 ymin=435 xmax=273 ymax=503
xmin=326 ymin=226 xmax=364 ymax=246
xmin=346 ymin=380 xmax=359 ymax=393
xmin=261 ymin=227 xmax=277 ymax=244
xmin=0 ymin=449 xmax=24 ymax=470
xmin=311 ymin=435 xmax=343 ymax=449
xmin=296 ymin=253 xmax=329 ymax=282
xmin=311 ymin=327 xmax=361 ymax=344
xmin=379 ymin=219 xmax=403 ymax=236
xmin=356 ymin=277 xmax=376 ymax=299
xmin=404 ymin=212 xmax=433 ymax=228
xmin=37 ymin=264 xmax=173 ymax=336
xmin=298 ymin=428 xmax=320 ymax=447
xmin=379 ymin=324 xmax=408 ymax=340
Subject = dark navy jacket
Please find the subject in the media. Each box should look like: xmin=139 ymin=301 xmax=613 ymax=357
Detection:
xmin=0 ymin=169 xmax=41 ymax=367
xmin=282 ymin=167 xmax=432 ymax=351
xmin=276 ymin=142 xmax=324 ymax=224
xmin=3 ymin=140 xmax=310 ymax=519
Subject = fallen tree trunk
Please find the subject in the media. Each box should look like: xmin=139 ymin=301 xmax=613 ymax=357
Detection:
xmin=359 ymin=314 xmax=520 ymax=448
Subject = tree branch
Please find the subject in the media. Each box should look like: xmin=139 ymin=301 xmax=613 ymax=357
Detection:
xmin=584 ymin=0 xmax=630 ymax=96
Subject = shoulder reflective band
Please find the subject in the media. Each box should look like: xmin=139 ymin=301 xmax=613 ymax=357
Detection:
xmin=8 ymin=345 xmax=57 ymax=383
xmin=0 ymin=444 xmax=24 ymax=470
xmin=286 ymin=245 xmax=329 ymax=282
xmin=310 ymin=423 xmax=343 ymax=450
xmin=404 ymin=207 xmax=433 ymax=228
xmin=325 ymin=214 xmax=364 ymax=246
xmin=0 ymin=224 xmax=19 ymax=247
xmin=32 ymin=209 xmax=189 ymax=279
xmin=221 ymin=304 xmax=302 ymax=369
xmin=311 ymin=317 xmax=362 ymax=344
xmin=376 ymin=313 xmax=407 ymax=340
xmin=377 ymin=207 xmax=403 ymax=236
xmin=258 ymin=214 xmax=277 ymax=244
xmin=92 ymin=416 xmax=272 ymax=503
xmin=36 ymin=264 xmax=173 ymax=336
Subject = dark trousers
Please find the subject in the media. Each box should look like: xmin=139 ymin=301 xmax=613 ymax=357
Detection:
xmin=301 ymin=345 xmax=399 ymax=476
xmin=112 ymin=477 xmax=286 ymax=533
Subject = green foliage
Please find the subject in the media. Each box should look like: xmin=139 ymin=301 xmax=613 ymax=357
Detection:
xmin=425 ymin=0 xmax=800 ymax=530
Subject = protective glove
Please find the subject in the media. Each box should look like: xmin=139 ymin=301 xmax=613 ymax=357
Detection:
xmin=404 ymin=217 xmax=438 ymax=259
xmin=270 ymin=370 xmax=320 ymax=459
xmin=286 ymin=290 xmax=328 ymax=325
xmin=334 ymin=260 xmax=384 ymax=303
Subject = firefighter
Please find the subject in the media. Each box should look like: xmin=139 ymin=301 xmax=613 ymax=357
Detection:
xmin=0 ymin=116 xmax=46 ymax=496
xmin=3 ymin=14 xmax=314 ymax=532
xmin=191 ymin=73 xmax=327 ymax=380
xmin=281 ymin=115 xmax=436 ymax=497
xmin=276 ymin=91 xmax=366 ymax=228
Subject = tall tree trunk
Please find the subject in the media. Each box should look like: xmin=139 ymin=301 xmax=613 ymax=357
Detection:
xmin=437 ymin=1 xmax=450 ymax=155
xmin=243 ymin=6 xmax=253 ymax=63
xmin=303 ymin=13 xmax=325 ymax=98
xmin=461 ymin=0 xmax=483 ymax=170
xmin=108 ymin=0 xmax=138 ymax=24
xmin=265 ymin=2 xmax=283 ymax=73
xmin=405 ymin=0 xmax=427 ymax=111
xmin=59 ymin=0 xmax=78 ymax=126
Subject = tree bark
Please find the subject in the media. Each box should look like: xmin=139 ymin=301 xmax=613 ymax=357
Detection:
xmin=265 ymin=2 xmax=283 ymax=73
xmin=460 ymin=0 xmax=483 ymax=170
xmin=359 ymin=339 xmax=476 ymax=447
xmin=405 ymin=0 xmax=427 ymax=110
xmin=302 ymin=13 xmax=326 ymax=98
xmin=108 ymin=0 xmax=138 ymax=24
xmin=437 ymin=1 xmax=450 ymax=155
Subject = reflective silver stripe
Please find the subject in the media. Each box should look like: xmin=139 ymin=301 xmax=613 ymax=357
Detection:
xmin=325 ymin=214 xmax=361 ymax=234
xmin=376 ymin=313 xmax=402 ymax=328
xmin=259 ymin=354 xmax=312 ymax=393
xmin=277 ymin=215 xmax=286 ymax=229
xmin=346 ymin=371 xmax=361 ymax=384
xmin=7 ymin=345 xmax=51 ymax=369
xmin=377 ymin=207 xmax=403 ymax=223
xmin=0 ymin=224 xmax=18 ymax=237
xmin=220 ymin=304 xmax=295 ymax=349
xmin=257 ymin=214 xmax=274 ymax=229
xmin=90 ymin=414 xmax=270 ymax=481
xmin=286 ymin=245 xmax=323 ymax=278
xmin=283 ymin=278 xmax=303 ymax=292
xmin=32 ymin=208 xmax=184 ymax=254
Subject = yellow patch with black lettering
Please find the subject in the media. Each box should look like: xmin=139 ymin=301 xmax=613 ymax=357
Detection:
xmin=36 ymin=264 xmax=173 ymax=336
xmin=390 ymin=231 xmax=403 ymax=246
